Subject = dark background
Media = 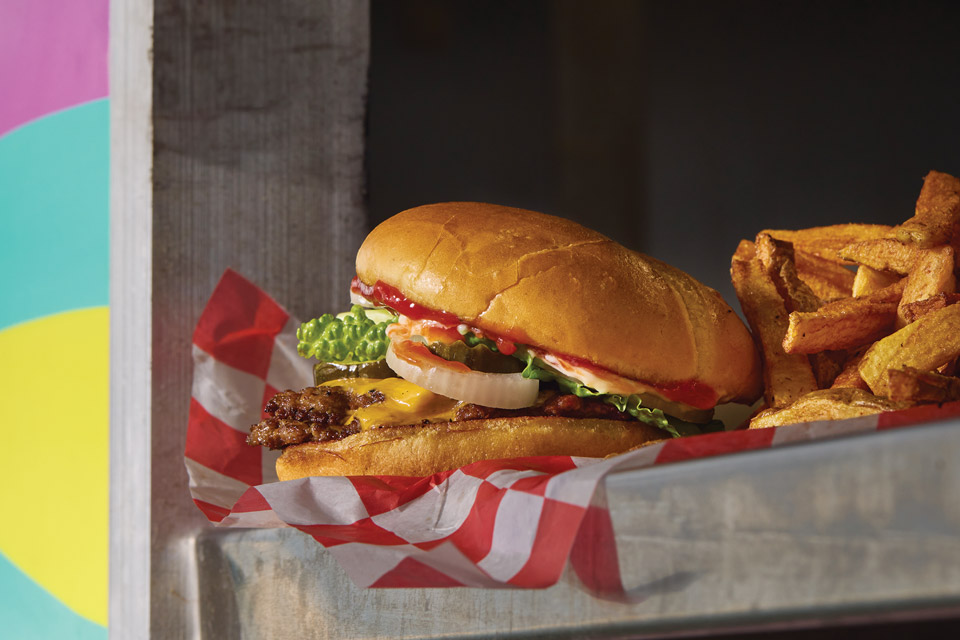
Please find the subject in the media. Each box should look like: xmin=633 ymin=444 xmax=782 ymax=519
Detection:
xmin=368 ymin=0 xmax=960 ymax=308
xmin=367 ymin=4 xmax=960 ymax=637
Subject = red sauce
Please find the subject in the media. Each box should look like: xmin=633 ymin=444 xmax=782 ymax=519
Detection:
xmin=393 ymin=340 xmax=472 ymax=373
xmin=352 ymin=276 xmax=717 ymax=408
xmin=492 ymin=335 xmax=517 ymax=356
xmin=352 ymin=277 xmax=460 ymax=325
xmin=556 ymin=352 xmax=719 ymax=410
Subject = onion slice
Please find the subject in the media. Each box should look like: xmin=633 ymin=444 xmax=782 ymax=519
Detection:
xmin=349 ymin=290 xmax=374 ymax=307
xmin=386 ymin=340 xmax=539 ymax=409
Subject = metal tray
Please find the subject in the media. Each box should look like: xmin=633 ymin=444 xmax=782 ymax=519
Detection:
xmin=188 ymin=421 xmax=960 ymax=638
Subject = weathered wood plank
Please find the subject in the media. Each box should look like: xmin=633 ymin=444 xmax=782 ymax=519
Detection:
xmin=111 ymin=1 xmax=369 ymax=636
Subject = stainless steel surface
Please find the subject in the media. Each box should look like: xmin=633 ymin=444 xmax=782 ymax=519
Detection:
xmin=192 ymin=421 xmax=960 ymax=638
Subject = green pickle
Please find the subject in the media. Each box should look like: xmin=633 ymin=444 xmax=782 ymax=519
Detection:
xmin=297 ymin=305 xmax=396 ymax=363
xmin=426 ymin=341 xmax=524 ymax=373
xmin=314 ymin=359 xmax=397 ymax=385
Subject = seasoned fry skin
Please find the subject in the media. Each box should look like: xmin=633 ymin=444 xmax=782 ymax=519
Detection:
xmin=858 ymin=304 xmax=960 ymax=396
xmin=735 ymin=170 xmax=960 ymax=428
xmin=749 ymin=388 xmax=909 ymax=429
xmin=762 ymin=224 xmax=892 ymax=264
xmin=887 ymin=366 xmax=960 ymax=404
xmin=894 ymin=170 xmax=960 ymax=248
xmin=732 ymin=241 xmax=818 ymax=409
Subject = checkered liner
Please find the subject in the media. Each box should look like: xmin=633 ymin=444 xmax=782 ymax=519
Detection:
xmin=186 ymin=269 xmax=960 ymax=593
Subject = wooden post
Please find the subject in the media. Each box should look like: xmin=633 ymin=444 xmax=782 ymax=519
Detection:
xmin=110 ymin=1 xmax=370 ymax=636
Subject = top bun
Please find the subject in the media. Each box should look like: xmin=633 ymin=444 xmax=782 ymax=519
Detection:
xmin=356 ymin=202 xmax=761 ymax=406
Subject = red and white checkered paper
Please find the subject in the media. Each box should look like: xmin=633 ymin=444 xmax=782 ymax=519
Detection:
xmin=187 ymin=268 xmax=960 ymax=595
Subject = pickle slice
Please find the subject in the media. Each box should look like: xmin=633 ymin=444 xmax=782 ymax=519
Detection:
xmin=426 ymin=341 xmax=524 ymax=373
xmin=313 ymin=359 xmax=397 ymax=385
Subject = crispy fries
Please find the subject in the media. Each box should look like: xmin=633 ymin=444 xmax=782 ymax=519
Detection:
xmin=762 ymin=224 xmax=892 ymax=263
xmin=899 ymin=292 xmax=960 ymax=323
xmin=830 ymin=352 xmax=869 ymax=390
xmin=851 ymin=265 xmax=900 ymax=297
xmin=748 ymin=388 xmax=909 ymax=429
xmin=732 ymin=169 xmax=960 ymax=428
xmin=897 ymin=245 xmax=956 ymax=327
xmin=858 ymin=304 xmax=960 ymax=396
xmin=783 ymin=301 xmax=898 ymax=355
xmin=756 ymin=233 xmax=821 ymax=312
xmin=887 ymin=366 xmax=960 ymax=404
xmin=731 ymin=245 xmax=818 ymax=408
xmin=781 ymin=279 xmax=905 ymax=354
xmin=794 ymin=250 xmax=856 ymax=299
xmin=838 ymin=238 xmax=926 ymax=274
xmin=894 ymin=171 xmax=960 ymax=247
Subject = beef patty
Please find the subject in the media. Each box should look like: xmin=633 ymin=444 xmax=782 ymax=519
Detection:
xmin=247 ymin=383 xmax=632 ymax=450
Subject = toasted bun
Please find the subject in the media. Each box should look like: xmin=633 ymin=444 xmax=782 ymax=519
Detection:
xmin=356 ymin=202 xmax=762 ymax=406
xmin=276 ymin=417 xmax=664 ymax=479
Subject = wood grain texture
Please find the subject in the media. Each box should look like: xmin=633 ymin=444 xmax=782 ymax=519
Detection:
xmin=109 ymin=0 xmax=154 ymax=637
xmin=112 ymin=0 xmax=369 ymax=636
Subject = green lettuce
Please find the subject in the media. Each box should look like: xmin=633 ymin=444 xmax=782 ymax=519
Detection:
xmin=296 ymin=305 xmax=397 ymax=363
xmin=336 ymin=324 xmax=721 ymax=437
xmin=514 ymin=347 xmax=722 ymax=438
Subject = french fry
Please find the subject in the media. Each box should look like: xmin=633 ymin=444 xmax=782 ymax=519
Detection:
xmin=899 ymin=292 xmax=960 ymax=323
xmin=951 ymin=220 xmax=960 ymax=273
xmin=753 ymin=234 xmax=852 ymax=386
xmin=734 ymin=169 xmax=960 ymax=426
xmin=732 ymin=248 xmax=818 ymax=408
xmin=851 ymin=265 xmax=900 ymax=297
xmin=733 ymin=238 xmax=756 ymax=262
xmin=830 ymin=352 xmax=870 ymax=390
xmin=858 ymin=303 xmax=960 ymax=396
xmin=783 ymin=301 xmax=897 ymax=354
xmin=897 ymin=245 xmax=956 ymax=327
xmin=748 ymin=388 xmax=909 ymax=429
xmin=887 ymin=366 xmax=960 ymax=403
xmin=809 ymin=351 xmax=845 ymax=389
xmin=894 ymin=171 xmax=960 ymax=248
xmin=794 ymin=250 xmax=856 ymax=299
xmin=854 ymin=277 xmax=908 ymax=304
xmin=762 ymin=224 xmax=892 ymax=264
xmin=838 ymin=238 xmax=926 ymax=274
xmin=781 ymin=279 xmax=906 ymax=354
xmin=755 ymin=233 xmax=821 ymax=312
xmin=940 ymin=358 xmax=958 ymax=376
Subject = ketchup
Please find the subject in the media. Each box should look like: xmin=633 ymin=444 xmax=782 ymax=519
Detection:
xmin=557 ymin=352 xmax=719 ymax=410
xmin=394 ymin=340 xmax=471 ymax=373
xmin=352 ymin=277 xmax=460 ymax=325
xmin=351 ymin=276 xmax=717 ymax=409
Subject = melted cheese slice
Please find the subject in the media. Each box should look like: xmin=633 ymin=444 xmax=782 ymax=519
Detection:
xmin=321 ymin=377 xmax=460 ymax=430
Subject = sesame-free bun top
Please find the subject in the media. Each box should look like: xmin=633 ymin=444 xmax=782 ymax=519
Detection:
xmin=356 ymin=202 xmax=761 ymax=406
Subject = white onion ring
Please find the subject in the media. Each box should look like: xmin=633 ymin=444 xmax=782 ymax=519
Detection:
xmin=386 ymin=341 xmax=539 ymax=409
xmin=349 ymin=290 xmax=374 ymax=307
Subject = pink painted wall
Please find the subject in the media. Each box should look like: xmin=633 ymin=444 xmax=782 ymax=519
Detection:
xmin=0 ymin=0 xmax=108 ymax=136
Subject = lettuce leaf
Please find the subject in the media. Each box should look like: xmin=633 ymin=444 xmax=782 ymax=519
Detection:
xmin=379 ymin=328 xmax=721 ymax=437
xmin=515 ymin=347 xmax=722 ymax=438
xmin=297 ymin=305 xmax=398 ymax=363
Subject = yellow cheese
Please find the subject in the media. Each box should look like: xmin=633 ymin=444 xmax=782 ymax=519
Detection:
xmin=321 ymin=377 xmax=460 ymax=430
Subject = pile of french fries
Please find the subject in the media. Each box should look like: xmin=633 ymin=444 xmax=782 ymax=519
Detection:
xmin=732 ymin=170 xmax=960 ymax=428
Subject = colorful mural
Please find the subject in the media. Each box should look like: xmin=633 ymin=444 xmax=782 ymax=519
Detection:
xmin=0 ymin=1 xmax=110 ymax=636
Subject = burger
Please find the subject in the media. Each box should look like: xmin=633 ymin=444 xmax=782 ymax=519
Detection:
xmin=248 ymin=202 xmax=762 ymax=479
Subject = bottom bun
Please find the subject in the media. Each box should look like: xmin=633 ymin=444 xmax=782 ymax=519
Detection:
xmin=276 ymin=416 xmax=667 ymax=479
